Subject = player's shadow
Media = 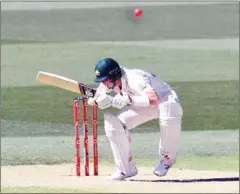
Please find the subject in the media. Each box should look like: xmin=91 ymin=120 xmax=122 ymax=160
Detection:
xmin=127 ymin=177 xmax=240 ymax=183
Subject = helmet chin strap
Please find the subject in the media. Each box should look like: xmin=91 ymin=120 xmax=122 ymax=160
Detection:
xmin=109 ymin=81 xmax=116 ymax=89
xmin=109 ymin=79 xmax=122 ymax=92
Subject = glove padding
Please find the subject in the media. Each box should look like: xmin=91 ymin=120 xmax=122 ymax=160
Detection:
xmin=95 ymin=94 xmax=113 ymax=109
xmin=112 ymin=93 xmax=131 ymax=109
xmin=87 ymin=97 xmax=97 ymax=106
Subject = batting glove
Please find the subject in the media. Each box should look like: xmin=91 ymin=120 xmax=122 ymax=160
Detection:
xmin=112 ymin=93 xmax=131 ymax=109
xmin=95 ymin=94 xmax=113 ymax=109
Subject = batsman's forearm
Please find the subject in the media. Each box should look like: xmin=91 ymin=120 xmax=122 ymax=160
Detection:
xmin=129 ymin=95 xmax=150 ymax=107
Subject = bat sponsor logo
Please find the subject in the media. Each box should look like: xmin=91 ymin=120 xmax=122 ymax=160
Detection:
xmin=85 ymin=89 xmax=94 ymax=97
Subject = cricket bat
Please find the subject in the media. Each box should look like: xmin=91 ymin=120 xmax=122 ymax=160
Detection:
xmin=36 ymin=71 xmax=96 ymax=97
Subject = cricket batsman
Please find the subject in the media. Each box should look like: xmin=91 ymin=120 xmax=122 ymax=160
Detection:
xmin=88 ymin=58 xmax=183 ymax=180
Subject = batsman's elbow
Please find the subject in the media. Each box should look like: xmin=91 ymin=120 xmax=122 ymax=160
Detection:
xmin=146 ymin=89 xmax=160 ymax=106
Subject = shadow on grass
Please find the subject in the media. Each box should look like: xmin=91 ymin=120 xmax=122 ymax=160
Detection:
xmin=127 ymin=177 xmax=240 ymax=183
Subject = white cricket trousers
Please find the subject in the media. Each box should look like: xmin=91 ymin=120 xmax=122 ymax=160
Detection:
xmin=116 ymin=90 xmax=183 ymax=163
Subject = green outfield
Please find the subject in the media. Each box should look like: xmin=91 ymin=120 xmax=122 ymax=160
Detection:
xmin=1 ymin=80 xmax=239 ymax=136
xmin=1 ymin=1 xmax=239 ymax=182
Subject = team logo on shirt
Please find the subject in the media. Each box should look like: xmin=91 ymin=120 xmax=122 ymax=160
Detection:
xmin=139 ymin=82 xmax=148 ymax=91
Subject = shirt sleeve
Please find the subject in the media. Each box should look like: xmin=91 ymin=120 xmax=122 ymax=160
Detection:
xmin=128 ymin=74 xmax=153 ymax=94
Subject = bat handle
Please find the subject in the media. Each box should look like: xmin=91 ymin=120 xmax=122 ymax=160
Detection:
xmin=75 ymin=97 xmax=88 ymax=101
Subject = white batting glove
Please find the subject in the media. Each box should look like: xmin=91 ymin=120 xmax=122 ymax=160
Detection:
xmin=112 ymin=93 xmax=131 ymax=109
xmin=95 ymin=94 xmax=113 ymax=110
xmin=87 ymin=97 xmax=97 ymax=106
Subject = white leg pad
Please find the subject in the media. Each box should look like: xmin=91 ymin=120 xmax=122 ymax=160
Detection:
xmin=104 ymin=112 xmax=133 ymax=175
xmin=159 ymin=100 xmax=183 ymax=164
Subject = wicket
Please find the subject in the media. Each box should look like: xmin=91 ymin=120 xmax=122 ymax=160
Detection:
xmin=73 ymin=97 xmax=98 ymax=176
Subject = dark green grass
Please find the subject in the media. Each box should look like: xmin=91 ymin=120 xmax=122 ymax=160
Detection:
xmin=1 ymin=80 xmax=238 ymax=137
xmin=1 ymin=39 xmax=55 ymax=44
xmin=2 ymin=3 xmax=238 ymax=41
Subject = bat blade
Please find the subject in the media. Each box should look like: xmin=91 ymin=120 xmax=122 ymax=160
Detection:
xmin=36 ymin=71 xmax=96 ymax=97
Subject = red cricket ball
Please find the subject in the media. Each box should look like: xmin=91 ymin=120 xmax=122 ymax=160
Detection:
xmin=134 ymin=8 xmax=143 ymax=17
